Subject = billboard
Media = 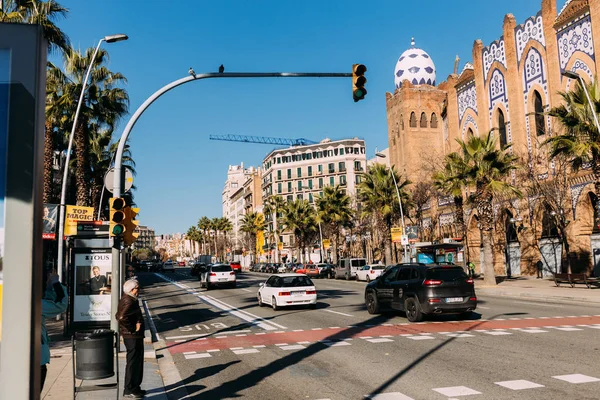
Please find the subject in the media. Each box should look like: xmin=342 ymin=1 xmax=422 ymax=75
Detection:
xmin=64 ymin=205 xmax=94 ymax=236
xmin=72 ymin=249 xmax=112 ymax=322
xmin=42 ymin=203 xmax=58 ymax=239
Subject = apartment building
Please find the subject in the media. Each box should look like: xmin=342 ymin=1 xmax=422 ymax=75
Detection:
xmin=135 ymin=225 xmax=156 ymax=250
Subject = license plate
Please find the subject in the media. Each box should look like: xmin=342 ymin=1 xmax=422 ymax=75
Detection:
xmin=218 ymin=278 xmax=227 ymax=282
xmin=292 ymin=291 xmax=304 ymax=296
xmin=446 ymin=297 xmax=463 ymax=303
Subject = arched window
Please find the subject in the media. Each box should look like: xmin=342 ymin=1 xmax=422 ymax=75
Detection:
xmin=589 ymin=192 xmax=600 ymax=233
xmin=410 ymin=112 xmax=417 ymax=127
xmin=534 ymin=91 xmax=545 ymax=136
xmin=467 ymin=128 xmax=474 ymax=137
xmin=505 ymin=211 xmax=518 ymax=242
xmin=430 ymin=113 xmax=438 ymax=128
xmin=497 ymin=109 xmax=507 ymax=147
xmin=541 ymin=205 xmax=559 ymax=238
xmin=400 ymin=115 xmax=404 ymax=130
xmin=420 ymin=112 xmax=427 ymax=128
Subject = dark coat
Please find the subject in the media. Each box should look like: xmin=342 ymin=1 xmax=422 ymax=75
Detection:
xmin=116 ymin=294 xmax=145 ymax=339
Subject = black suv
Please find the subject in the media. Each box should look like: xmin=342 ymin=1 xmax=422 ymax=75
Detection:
xmin=364 ymin=263 xmax=477 ymax=322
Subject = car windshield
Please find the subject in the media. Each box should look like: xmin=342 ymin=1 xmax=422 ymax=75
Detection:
xmin=281 ymin=276 xmax=314 ymax=287
xmin=212 ymin=265 xmax=232 ymax=272
xmin=425 ymin=268 xmax=467 ymax=280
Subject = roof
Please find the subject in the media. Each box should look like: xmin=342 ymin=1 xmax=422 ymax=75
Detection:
xmin=274 ymin=273 xmax=307 ymax=277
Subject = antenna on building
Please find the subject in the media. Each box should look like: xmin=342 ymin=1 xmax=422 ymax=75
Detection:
xmin=454 ymin=54 xmax=460 ymax=75
xmin=411 ymin=37 xmax=415 ymax=47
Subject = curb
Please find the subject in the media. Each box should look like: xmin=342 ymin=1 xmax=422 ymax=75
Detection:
xmin=476 ymin=288 xmax=600 ymax=304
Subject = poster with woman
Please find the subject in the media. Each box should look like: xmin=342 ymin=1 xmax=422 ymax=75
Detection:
xmin=73 ymin=249 xmax=112 ymax=322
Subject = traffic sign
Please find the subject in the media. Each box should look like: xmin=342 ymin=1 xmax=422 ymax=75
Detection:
xmin=401 ymin=235 xmax=409 ymax=245
xmin=322 ymin=239 xmax=331 ymax=249
xmin=104 ymin=167 xmax=134 ymax=194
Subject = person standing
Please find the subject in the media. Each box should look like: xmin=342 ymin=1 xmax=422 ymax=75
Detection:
xmin=116 ymin=279 xmax=145 ymax=398
xmin=536 ymin=259 xmax=544 ymax=279
xmin=41 ymin=269 xmax=68 ymax=392
xmin=467 ymin=261 xmax=476 ymax=278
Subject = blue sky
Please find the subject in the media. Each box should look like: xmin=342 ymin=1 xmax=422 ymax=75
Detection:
xmin=54 ymin=0 xmax=547 ymax=235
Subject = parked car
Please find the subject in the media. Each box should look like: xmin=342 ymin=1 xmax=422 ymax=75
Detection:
xmin=295 ymin=264 xmax=310 ymax=274
xmin=230 ymin=261 xmax=242 ymax=273
xmin=277 ymin=264 xmax=289 ymax=273
xmin=317 ymin=264 xmax=336 ymax=279
xmin=200 ymin=263 xmax=237 ymax=289
xmin=356 ymin=264 xmax=386 ymax=282
xmin=335 ymin=258 xmax=367 ymax=280
xmin=162 ymin=260 xmax=175 ymax=273
xmin=191 ymin=262 xmax=206 ymax=276
xmin=178 ymin=261 xmax=186 ymax=267
xmin=257 ymin=274 xmax=317 ymax=310
xmin=304 ymin=265 xmax=320 ymax=278
xmin=364 ymin=263 xmax=477 ymax=322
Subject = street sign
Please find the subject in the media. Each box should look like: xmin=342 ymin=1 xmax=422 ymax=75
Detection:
xmin=322 ymin=239 xmax=331 ymax=249
xmin=64 ymin=205 xmax=95 ymax=236
xmin=391 ymin=227 xmax=402 ymax=243
xmin=76 ymin=221 xmax=109 ymax=237
xmin=104 ymin=167 xmax=133 ymax=194
xmin=401 ymin=235 xmax=409 ymax=245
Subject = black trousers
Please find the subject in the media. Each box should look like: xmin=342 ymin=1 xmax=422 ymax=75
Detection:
xmin=40 ymin=364 xmax=47 ymax=392
xmin=124 ymin=337 xmax=144 ymax=394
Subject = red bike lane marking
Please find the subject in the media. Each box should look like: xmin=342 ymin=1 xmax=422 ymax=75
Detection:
xmin=166 ymin=315 xmax=600 ymax=354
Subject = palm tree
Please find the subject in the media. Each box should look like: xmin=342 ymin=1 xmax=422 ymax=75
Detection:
xmin=454 ymin=132 xmax=521 ymax=286
xmin=197 ymin=216 xmax=212 ymax=254
xmin=185 ymin=226 xmax=202 ymax=256
xmin=210 ymin=217 xmax=220 ymax=258
xmin=316 ymin=185 xmax=353 ymax=263
xmin=218 ymin=217 xmax=233 ymax=261
xmin=358 ymin=164 xmax=410 ymax=265
xmin=281 ymin=199 xmax=317 ymax=263
xmin=546 ymin=77 xmax=600 ymax=226
xmin=240 ymin=212 xmax=265 ymax=263
xmin=432 ymin=152 xmax=467 ymax=238
xmin=47 ymin=47 xmax=129 ymax=207
xmin=263 ymin=195 xmax=285 ymax=262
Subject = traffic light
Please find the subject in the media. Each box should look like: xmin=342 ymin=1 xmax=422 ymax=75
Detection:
xmin=352 ymin=64 xmax=367 ymax=102
xmin=109 ymin=197 xmax=126 ymax=237
xmin=123 ymin=206 xmax=140 ymax=246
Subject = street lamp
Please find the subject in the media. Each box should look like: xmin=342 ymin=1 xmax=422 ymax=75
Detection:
xmin=375 ymin=152 xmax=408 ymax=262
xmin=561 ymin=70 xmax=600 ymax=134
xmin=56 ymin=34 xmax=128 ymax=283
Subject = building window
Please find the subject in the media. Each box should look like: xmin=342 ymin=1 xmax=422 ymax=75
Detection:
xmin=410 ymin=112 xmax=417 ymax=127
xmin=498 ymin=109 xmax=507 ymax=147
xmin=590 ymin=192 xmax=600 ymax=233
xmin=308 ymin=166 xmax=312 ymax=176
xmin=420 ymin=112 xmax=428 ymax=128
xmin=318 ymin=164 xmax=323 ymax=174
xmin=318 ymin=177 xmax=323 ymax=188
xmin=340 ymin=148 xmax=345 ymax=155
xmin=534 ymin=90 xmax=545 ymax=136
xmin=308 ymin=179 xmax=313 ymax=189
xmin=277 ymin=157 xmax=281 ymax=164
xmin=340 ymin=175 xmax=347 ymax=186
xmin=330 ymin=176 xmax=335 ymax=186
xmin=467 ymin=128 xmax=474 ymax=137
xmin=287 ymin=195 xmax=293 ymax=202
xmin=297 ymin=181 xmax=302 ymax=191
xmin=277 ymin=170 xmax=281 ymax=180
xmin=355 ymin=175 xmax=361 ymax=184
xmin=430 ymin=113 xmax=438 ymax=128
xmin=287 ymin=182 xmax=292 ymax=192
xmin=541 ymin=206 xmax=559 ymax=238
xmin=328 ymin=163 xmax=335 ymax=173
xmin=297 ymin=194 xmax=303 ymax=200
xmin=505 ymin=211 xmax=518 ymax=242
xmin=287 ymin=169 xmax=291 ymax=179
xmin=309 ymin=193 xmax=313 ymax=203
xmin=297 ymin=167 xmax=302 ymax=178
xmin=354 ymin=160 xmax=362 ymax=171
xmin=339 ymin=161 xmax=346 ymax=172
xmin=278 ymin=183 xmax=282 ymax=193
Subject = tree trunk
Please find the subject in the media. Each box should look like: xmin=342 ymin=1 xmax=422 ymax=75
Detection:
xmin=90 ymin=180 xmax=102 ymax=219
xmin=454 ymin=196 xmax=465 ymax=238
xmin=43 ymin=122 xmax=55 ymax=204
xmin=476 ymin=189 xmax=496 ymax=286
xmin=74 ymin=124 xmax=90 ymax=206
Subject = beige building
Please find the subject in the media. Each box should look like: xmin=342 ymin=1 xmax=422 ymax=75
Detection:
xmin=386 ymin=0 xmax=600 ymax=277
xmin=135 ymin=225 xmax=156 ymax=250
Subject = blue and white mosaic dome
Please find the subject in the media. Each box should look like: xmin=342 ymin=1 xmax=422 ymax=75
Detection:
xmin=394 ymin=38 xmax=436 ymax=89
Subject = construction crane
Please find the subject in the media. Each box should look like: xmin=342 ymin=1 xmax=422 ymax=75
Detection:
xmin=209 ymin=134 xmax=318 ymax=147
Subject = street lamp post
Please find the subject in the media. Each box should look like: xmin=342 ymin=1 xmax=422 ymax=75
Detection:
xmin=56 ymin=34 xmax=128 ymax=285
xmin=375 ymin=152 xmax=408 ymax=263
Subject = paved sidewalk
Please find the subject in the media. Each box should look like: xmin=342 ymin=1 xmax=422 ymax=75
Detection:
xmin=42 ymin=309 xmax=168 ymax=399
xmin=474 ymin=275 xmax=600 ymax=304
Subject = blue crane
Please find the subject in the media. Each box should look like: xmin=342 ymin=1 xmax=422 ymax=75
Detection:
xmin=209 ymin=134 xmax=317 ymax=146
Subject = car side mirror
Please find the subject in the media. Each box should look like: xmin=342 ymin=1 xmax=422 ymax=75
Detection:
xmin=259 ymin=282 xmax=265 ymax=288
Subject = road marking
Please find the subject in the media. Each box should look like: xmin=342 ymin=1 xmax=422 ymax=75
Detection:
xmin=552 ymin=374 xmax=600 ymax=384
xmin=552 ymin=327 xmax=583 ymax=331
xmin=483 ymin=331 xmax=512 ymax=336
xmin=365 ymin=393 xmax=415 ymax=400
xmin=520 ymin=329 xmax=548 ymax=333
xmin=204 ymin=294 xmax=288 ymax=330
xmin=444 ymin=333 xmax=475 ymax=338
xmin=323 ymin=309 xmax=354 ymax=317
xmin=477 ymin=306 xmax=490 ymax=309
xmin=324 ymin=341 xmax=351 ymax=347
xmin=185 ymin=353 xmax=211 ymax=359
xmin=240 ymin=288 xmax=252 ymax=292
xmin=165 ymin=329 xmax=252 ymax=340
xmin=433 ymin=386 xmax=481 ymax=397
xmin=407 ymin=336 xmax=435 ymax=340
xmin=495 ymin=380 xmax=544 ymax=390
xmin=280 ymin=344 xmax=305 ymax=350
xmin=366 ymin=338 xmax=394 ymax=343
xmin=165 ymin=333 xmax=210 ymax=340
xmin=232 ymin=348 xmax=260 ymax=355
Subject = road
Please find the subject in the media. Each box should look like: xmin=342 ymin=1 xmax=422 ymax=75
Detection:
xmin=139 ymin=268 xmax=600 ymax=400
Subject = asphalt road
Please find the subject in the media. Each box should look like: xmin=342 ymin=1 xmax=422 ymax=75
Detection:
xmin=139 ymin=268 xmax=600 ymax=400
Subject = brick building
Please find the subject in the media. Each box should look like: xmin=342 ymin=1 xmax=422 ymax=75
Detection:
xmin=387 ymin=0 xmax=600 ymax=277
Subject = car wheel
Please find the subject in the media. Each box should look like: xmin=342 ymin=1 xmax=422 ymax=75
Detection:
xmin=366 ymin=275 xmax=371 ymax=283
xmin=272 ymin=296 xmax=279 ymax=311
xmin=405 ymin=297 xmax=423 ymax=322
xmin=231 ymin=282 xmax=237 ymax=289
xmin=257 ymin=293 xmax=263 ymax=307
xmin=366 ymin=292 xmax=380 ymax=314
xmin=206 ymin=282 xmax=211 ymax=290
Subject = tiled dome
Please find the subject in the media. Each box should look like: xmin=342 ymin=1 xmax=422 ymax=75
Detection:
xmin=394 ymin=38 xmax=437 ymax=89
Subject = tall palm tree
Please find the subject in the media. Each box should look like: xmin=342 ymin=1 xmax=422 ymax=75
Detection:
xmin=48 ymin=47 xmax=129 ymax=207
xmin=316 ymin=185 xmax=353 ymax=263
xmin=210 ymin=217 xmax=220 ymax=258
xmin=218 ymin=217 xmax=233 ymax=261
xmin=197 ymin=216 xmax=212 ymax=254
xmin=454 ymin=132 xmax=521 ymax=286
xmin=240 ymin=212 xmax=265 ymax=263
xmin=358 ymin=164 xmax=410 ymax=265
xmin=432 ymin=152 xmax=467 ymax=238
xmin=281 ymin=199 xmax=317 ymax=263
xmin=263 ymin=195 xmax=285 ymax=261
xmin=546 ymin=77 xmax=600 ymax=226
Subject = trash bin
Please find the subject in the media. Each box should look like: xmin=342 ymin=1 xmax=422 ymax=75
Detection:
xmin=73 ymin=329 xmax=116 ymax=380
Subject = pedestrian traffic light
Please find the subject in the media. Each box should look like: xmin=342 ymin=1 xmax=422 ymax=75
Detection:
xmin=352 ymin=64 xmax=367 ymax=102
xmin=109 ymin=197 xmax=126 ymax=237
xmin=123 ymin=206 xmax=140 ymax=246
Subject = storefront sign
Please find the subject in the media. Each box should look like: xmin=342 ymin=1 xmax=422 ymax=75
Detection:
xmin=64 ymin=205 xmax=94 ymax=236
xmin=73 ymin=249 xmax=112 ymax=322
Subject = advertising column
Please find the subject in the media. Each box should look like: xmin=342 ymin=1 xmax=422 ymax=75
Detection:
xmin=72 ymin=249 xmax=112 ymax=323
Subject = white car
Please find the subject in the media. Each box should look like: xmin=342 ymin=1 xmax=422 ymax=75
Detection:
xmin=355 ymin=264 xmax=386 ymax=282
xmin=258 ymin=273 xmax=317 ymax=310
xmin=162 ymin=261 xmax=175 ymax=273
xmin=200 ymin=263 xmax=236 ymax=289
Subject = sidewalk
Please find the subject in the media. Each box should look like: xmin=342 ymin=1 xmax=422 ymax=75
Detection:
xmin=42 ymin=312 xmax=168 ymax=399
xmin=474 ymin=275 xmax=600 ymax=304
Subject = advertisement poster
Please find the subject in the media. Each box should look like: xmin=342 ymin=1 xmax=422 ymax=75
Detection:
xmin=64 ymin=205 xmax=94 ymax=236
xmin=73 ymin=249 xmax=112 ymax=322
xmin=42 ymin=203 xmax=58 ymax=239
xmin=0 ymin=48 xmax=10 ymax=341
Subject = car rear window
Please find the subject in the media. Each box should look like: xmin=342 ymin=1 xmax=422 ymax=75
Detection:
xmin=212 ymin=265 xmax=233 ymax=272
xmin=351 ymin=259 xmax=367 ymax=268
xmin=426 ymin=268 xmax=467 ymax=280
xmin=281 ymin=276 xmax=314 ymax=287
xmin=372 ymin=266 xmax=386 ymax=270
